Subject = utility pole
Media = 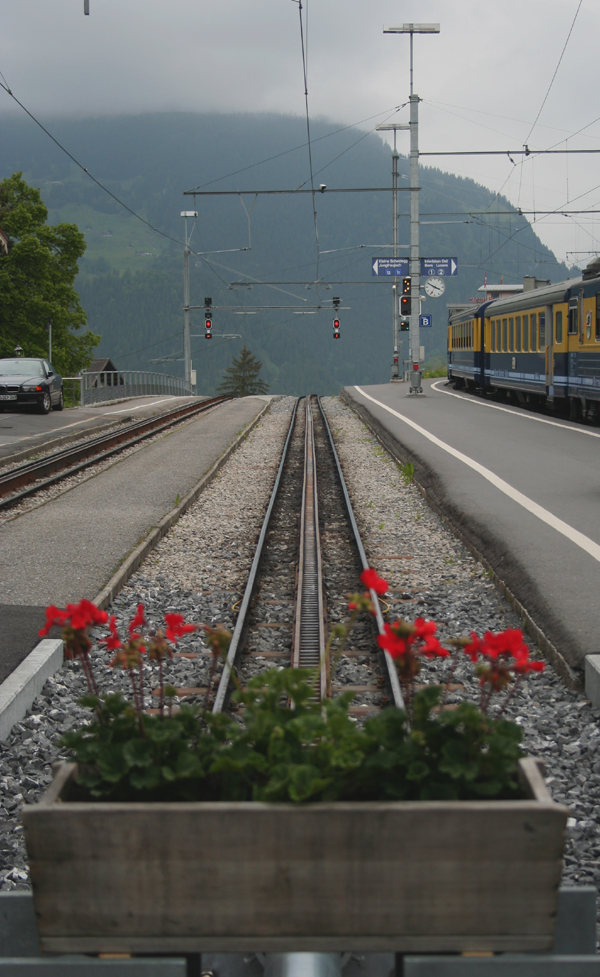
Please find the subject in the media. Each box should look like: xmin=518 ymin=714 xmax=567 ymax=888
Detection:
xmin=384 ymin=22 xmax=440 ymax=392
xmin=376 ymin=122 xmax=410 ymax=380
xmin=181 ymin=211 xmax=197 ymax=386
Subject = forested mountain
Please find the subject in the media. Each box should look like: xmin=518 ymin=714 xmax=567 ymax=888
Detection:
xmin=0 ymin=112 xmax=571 ymax=394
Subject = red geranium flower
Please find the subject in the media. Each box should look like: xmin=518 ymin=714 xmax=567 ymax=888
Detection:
xmin=101 ymin=615 xmax=122 ymax=651
xmin=164 ymin=612 xmax=197 ymax=643
xmin=360 ymin=567 xmax=388 ymax=595
xmin=128 ymin=603 xmax=146 ymax=636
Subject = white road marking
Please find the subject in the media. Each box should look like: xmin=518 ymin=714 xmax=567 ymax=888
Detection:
xmin=354 ymin=385 xmax=600 ymax=564
xmin=430 ymin=379 xmax=600 ymax=439
xmin=103 ymin=398 xmax=174 ymax=414
xmin=0 ymin=415 xmax=105 ymax=447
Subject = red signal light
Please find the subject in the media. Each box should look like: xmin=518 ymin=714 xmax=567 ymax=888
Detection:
xmin=401 ymin=296 xmax=411 ymax=315
xmin=333 ymin=331 xmax=340 ymax=339
xmin=413 ymin=363 xmax=419 ymax=371
xmin=333 ymin=318 xmax=340 ymax=330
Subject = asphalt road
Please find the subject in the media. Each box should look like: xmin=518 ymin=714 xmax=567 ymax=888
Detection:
xmin=0 ymin=396 xmax=267 ymax=683
xmin=0 ymin=395 xmax=201 ymax=464
xmin=344 ymin=380 xmax=600 ymax=677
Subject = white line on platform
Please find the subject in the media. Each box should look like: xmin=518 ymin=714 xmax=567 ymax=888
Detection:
xmin=430 ymin=379 xmax=600 ymax=439
xmin=354 ymin=385 xmax=600 ymax=565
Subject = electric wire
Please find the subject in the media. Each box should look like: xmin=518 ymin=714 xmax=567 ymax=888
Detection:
xmin=0 ymin=79 xmax=184 ymax=250
xmin=295 ymin=0 xmax=320 ymax=282
xmin=523 ymin=0 xmax=583 ymax=146
xmin=186 ymin=104 xmax=408 ymax=191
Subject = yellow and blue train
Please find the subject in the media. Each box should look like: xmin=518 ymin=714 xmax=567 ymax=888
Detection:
xmin=447 ymin=256 xmax=600 ymax=418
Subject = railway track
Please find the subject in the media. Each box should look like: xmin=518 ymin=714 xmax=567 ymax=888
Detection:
xmin=0 ymin=395 xmax=230 ymax=513
xmin=212 ymin=395 xmax=404 ymax=717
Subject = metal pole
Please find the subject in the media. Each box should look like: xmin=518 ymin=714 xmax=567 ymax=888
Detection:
xmin=183 ymin=216 xmax=192 ymax=386
xmin=47 ymin=319 xmax=52 ymax=363
xmin=409 ymin=88 xmax=421 ymax=390
xmin=392 ymin=135 xmax=400 ymax=380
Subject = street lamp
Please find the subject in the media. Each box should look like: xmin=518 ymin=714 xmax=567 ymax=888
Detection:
xmin=181 ymin=210 xmax=198 ymax=387
xmin=383 ymin=23 xmax=440 ymax=391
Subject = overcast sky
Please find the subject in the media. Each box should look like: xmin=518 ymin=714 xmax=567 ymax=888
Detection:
xmin=2 ymin=0 xmax=599 ymax=269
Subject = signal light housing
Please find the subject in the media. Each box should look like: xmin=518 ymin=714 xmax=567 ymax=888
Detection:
xmin=205 ymin=313 xmax=212 ymax=339
xmin=401 ymin=295 xmax=411 ymax=316
xmin=333 ymin=318 xmax=340 ymax=330
xmin=400 ymin=319 xmax=409 ymax=332
xmin=402 ymin=277 xmax=411 ymax=295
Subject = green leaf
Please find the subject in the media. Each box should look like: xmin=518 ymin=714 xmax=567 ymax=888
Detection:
xmin=123 ymin=738 xmax=153 ymax=768
xmin=96 ymin=744 xmax=129 ymax=783
xmin=129 ymin=766 xmax=162 ymax=791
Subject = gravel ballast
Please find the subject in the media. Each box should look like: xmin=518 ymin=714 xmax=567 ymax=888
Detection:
xmin=0 ymin=395 xmax=598 ymax=940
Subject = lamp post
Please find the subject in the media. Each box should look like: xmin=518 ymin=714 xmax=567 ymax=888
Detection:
xmin=181 ymin=211 xmax=198 ymax=387
xmin=376 ymin=123 xmax=410 ymax=380
xmin=383 ymin=23 xmax=440 ymax=392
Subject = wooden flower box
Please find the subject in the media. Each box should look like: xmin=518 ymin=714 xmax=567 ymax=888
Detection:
xmin=22 ymin=759 xmax=568 ymax=955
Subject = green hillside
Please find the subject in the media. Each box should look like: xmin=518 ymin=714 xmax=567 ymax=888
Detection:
xmin=0 ymin=112 xmax=571 ymax=394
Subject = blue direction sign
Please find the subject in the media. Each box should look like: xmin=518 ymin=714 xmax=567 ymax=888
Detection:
xmin=419 ymin=314 xmax=432 ymax=328
xmin=420 ymin=257 xmax=458 ymax=277
xmin=372 ymin=257 xmax=457 ymax=277
xmin=372 ymin=257 xmax=408 ymax=276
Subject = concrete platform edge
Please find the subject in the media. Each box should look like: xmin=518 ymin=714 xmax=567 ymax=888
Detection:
xmin=340 ymin=388 xmax=582 ymax=693
xmin=93 ymin=399 xmax=271 ymax=610
xmin=0 ymin=400 xmax=269 ymax=741
xmin=0 ymin=639 xmax=63 ymax=741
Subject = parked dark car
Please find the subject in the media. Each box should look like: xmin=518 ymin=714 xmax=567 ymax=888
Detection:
xmin=0 ymin=358 xmax=64 ymax=414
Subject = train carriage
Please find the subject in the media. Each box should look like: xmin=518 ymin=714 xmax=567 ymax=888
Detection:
xmin=447 ymin=256 xmax=600 ymax=417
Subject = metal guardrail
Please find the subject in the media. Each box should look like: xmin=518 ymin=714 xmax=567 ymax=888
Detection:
xmin=63 ymin=371 xmax=193 ymax=406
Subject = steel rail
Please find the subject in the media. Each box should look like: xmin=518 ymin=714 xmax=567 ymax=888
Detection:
xmin=212 ymin=398 xmax=300 ymax=714
xmin=0 ymin=396 xmax=230 ymax=511
xmin=291 ymin=397 xmax=327 ymax=699
xmin=317 ymin=397 xmax=406 ymax=712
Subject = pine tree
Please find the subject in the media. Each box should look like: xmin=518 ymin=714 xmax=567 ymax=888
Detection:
xmin=217 ymin=345 xmax=269 ymax=397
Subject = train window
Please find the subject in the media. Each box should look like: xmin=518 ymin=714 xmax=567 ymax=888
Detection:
xmin=502 ymin=318 xmax=507 ymax=351
xmin=516 ymin=316 xmax=521 ymax=351
xmin=555 ymin=310 xmax=563 ymax=344
xmin=531 ymin=313 xmax=537 ymax=351
xmin=568 ymin=298 xmax=578 ymax=334
xmin=539 ymin=313 xmax=546 ymax=347
xmin=492 ymin=320 xmax=496 ymax=351
xmin=509 ymin=317 xmax=514 ymax=351
xmin=596 ymin=296 xmax=600 ymax=341
xmin=523 ymin=315 xmax=529 ymax=351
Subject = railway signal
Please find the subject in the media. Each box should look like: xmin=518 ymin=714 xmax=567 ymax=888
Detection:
xmin=333 ymin=318 xmax=340 ymax=339
xmin=400 ymin=319 xmax=409 ymax=332
xmin=205 ymin=313 xmax=212 ymax=339
xmin=401 ymin=278 xmax=412 ymax=317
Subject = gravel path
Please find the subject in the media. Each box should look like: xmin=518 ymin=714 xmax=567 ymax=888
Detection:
xmin=1 ymin=394 xmax=598 ymax=945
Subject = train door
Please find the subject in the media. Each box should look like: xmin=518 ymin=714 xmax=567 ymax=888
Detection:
xmin=544 ymin=305 xmax=553 ymax=396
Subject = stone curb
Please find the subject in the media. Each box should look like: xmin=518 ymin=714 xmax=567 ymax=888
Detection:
xmin=0 ymin=399 xmax=270 ymax=740
xmin=0 ymin=640 xmax=64 ymax=742
xmin=340 ymin=388 xmax=582 ymax=693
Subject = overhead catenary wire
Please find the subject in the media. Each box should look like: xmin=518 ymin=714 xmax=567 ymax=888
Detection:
xmin=294 ymin=0 xmax=320 ymax=282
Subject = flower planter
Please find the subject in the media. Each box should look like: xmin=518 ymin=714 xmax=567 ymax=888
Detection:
xmin=22 ymin=758 xmax=568 ymax=955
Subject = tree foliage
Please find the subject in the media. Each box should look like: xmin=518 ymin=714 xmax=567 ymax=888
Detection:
xmin=0 ymin=173 xmax=99 ymax=374
xmin=217 ymin=344 xmax=269 ymax=397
